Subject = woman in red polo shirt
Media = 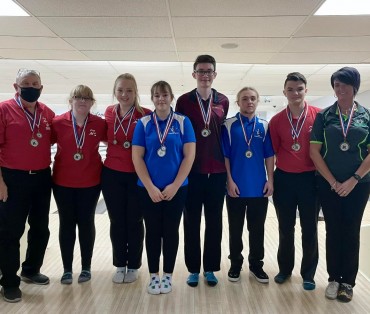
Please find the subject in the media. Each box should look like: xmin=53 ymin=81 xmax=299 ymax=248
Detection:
xmin=101 ymin=73 xmax=151 ymax=284
xmin=52 ymin=85 xmax=106 ymax=285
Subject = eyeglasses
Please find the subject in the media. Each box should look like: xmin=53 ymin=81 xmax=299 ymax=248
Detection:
xmin=72 ymin=96 xmax=92 ymax=102
xmin=194 ymin=70 xmax=215 ymax=76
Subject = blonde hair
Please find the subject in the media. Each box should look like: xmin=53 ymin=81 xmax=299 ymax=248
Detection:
xmin=236 ymin=86 xmax=260 ymax=104
xmin=113 ymin=73 xmax=144 ymax=115
xmin=69 ymin=85 xmax=96 ymax=103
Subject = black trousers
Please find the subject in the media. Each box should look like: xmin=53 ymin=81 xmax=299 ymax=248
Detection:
xmin=139 ymin=186 xmax=187 ymax=274
xmin=101 ymin=166 xmax=144 ymax=269
xmin=226 ymin=196 xmax=268 ymax=270
xmin=0 ymin=167 xmax=51 ymax=288
xmin=318 ymin=176 xmax=370 ymax=286
xmin=273 ymin=168 xmax=319 ymax=281
xmin=183 ymin=172 xmax=226 ymax=273
xmin=53 ymin=184 xmax=100 ymax=271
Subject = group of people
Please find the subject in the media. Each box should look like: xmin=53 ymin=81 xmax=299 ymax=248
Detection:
xmin=0 ymin=56 xmax=369 ymax=305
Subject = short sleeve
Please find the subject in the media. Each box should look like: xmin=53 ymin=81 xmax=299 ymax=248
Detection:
xmin=221 ymin=124 xmax=231 ymax=158
xmin=182 ymin=117 xmax=196 ymax=143
xmin=132 ymin=119 xmax=146 ymax=147
xmin=310 ymin=113 xmax=325 ymax=144
xmin=263 ymin=128 xmax=274 ymax=158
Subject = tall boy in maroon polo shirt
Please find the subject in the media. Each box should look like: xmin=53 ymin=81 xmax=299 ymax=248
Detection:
xmin=175 ymin=55 xmax=229 ymax=287
xmin=269 ymin=72 xmax=320 ymax=290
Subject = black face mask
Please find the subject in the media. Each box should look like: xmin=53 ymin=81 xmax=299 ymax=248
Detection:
xmin=19 ymin=87 xmax=41 ymax=102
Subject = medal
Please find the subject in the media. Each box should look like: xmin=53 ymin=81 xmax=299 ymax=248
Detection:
xmin=73 ymin=152 xmax=83 ymax=161
xmin=36 ymin=132 xmax=42 ymax=138
xmin=196 ymin=91 xmax=213 ymax=139
xmin=245 ymin=150 xmax=253 ymax=158
xmin=201 ymin=128 xmax=211 ymax=137
xmin=337 ymin=103 xmax=355 ymax=153
xmin=239 ymin=113 xmax=256 ymax=159
xmin=113 ymin=105 xmax=135 ymax=148
xmin=30 ymin=138 xmax=39 ymax=147
xmin=157 ymin=146 xmax=166 ymax=157
xmin=291 ymin=143 xmax=301 ymax=151
xmin=339 ymin=142 xmax=350 ymax=152
xmin=153 ymin=110 xmax=174 ymax=158
xmin=123 ymin=141 xmax=131 ymax=149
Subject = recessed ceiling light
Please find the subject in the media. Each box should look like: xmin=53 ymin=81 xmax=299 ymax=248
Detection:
xmin=221 ymin=43 xmax=238 ymax=49
xmin=315 ymin=0 xmax=370 ymax=15
xmin=0 ymin=0 xmax=29 ymax=16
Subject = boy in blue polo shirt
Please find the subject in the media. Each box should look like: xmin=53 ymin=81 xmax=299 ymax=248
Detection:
xmin=222 ymin=87 xmax=274 ymax=283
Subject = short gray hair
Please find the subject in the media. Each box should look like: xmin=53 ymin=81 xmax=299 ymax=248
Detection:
xmin=16 ymin=69 xmax=41 ymax=84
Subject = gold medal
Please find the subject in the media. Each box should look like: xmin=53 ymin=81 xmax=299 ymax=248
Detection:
xmin=245 ymin=150 xmax=253 ymax=158
xmin=201 ymin=128 xmax=211 ymax=137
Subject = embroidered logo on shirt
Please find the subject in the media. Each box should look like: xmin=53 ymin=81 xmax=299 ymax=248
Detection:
xmin=89 ymin=129 xmax=97 ymax=136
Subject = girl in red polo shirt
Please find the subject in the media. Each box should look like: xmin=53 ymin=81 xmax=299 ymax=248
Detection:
xmin=101 ymin=73 xmax=151 ymax=284
xmin=52 ymin=85 xmax=106 ymax=285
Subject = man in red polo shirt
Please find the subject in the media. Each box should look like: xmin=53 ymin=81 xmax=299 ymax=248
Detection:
xmin=0 ymin=69 xmax=55 ymax=303
xmin=269 ymin=72 xmax=320 ymax=291
xmin=175 ymin=55 xmax=229 ymax=287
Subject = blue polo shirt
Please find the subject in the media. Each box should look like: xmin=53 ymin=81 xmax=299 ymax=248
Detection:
xmin=222 ymin=113 xmax=274 ymax=197
xmin=132 ymin=111 xmax=196 ymax=189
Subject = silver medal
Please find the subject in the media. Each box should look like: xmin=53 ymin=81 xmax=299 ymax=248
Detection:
xmin=73 ymin=152 xmax=83 ymax=161
xmin=291 ymin=143 xmax=301 ymax=151
xmin=123 ymin=141 xmax=131 ymax=149
xmin=30 ymin=138 xmax=39 ymax=147
xmin=157 ymin=146 xmax=166 ymax=157
xmin=245 ymin=150 xmax=253 ymax=158
xmin=36 ymin=132 xmax=42 ymax=138
xmin=113 ymin=139 xmax=117 ymax=145
xmin=340 ymin=142 xmax=350 ymax=151
xmin=201 ymin=128 xmax=211 ymax=137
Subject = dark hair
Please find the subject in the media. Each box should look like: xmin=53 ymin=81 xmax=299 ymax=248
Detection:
xmin=150 ymin=81 xmax=174 ymax=101
xmin=193 ymin=55 xmax=216 ymax=71
xmin=284 ymin=72 xmax=307 ymax=87
xmin=330 ymin=67 xmax=361 ymax=96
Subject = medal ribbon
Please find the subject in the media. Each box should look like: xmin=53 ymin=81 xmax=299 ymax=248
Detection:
xmin=286 ymin=103 xmax=308 ymax=142
xmin=153 ymin=110 xmax=174 ymax=147
xmin=337 ymin=103 xmax=356 ymax=141
xmin=114 ymin=105 xmax=135 ymax=138
xmin=196 ymin=91 xmax=213 ymax=129
xmin=14 ymin=96 xmax=42 ymax=134
xmin=72 ymin=111 xmax=88 ymax=151
xmin=239 ymin=113 xmax=256 ymax=149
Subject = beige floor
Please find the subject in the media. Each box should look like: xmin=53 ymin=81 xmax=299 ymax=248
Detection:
xmin=2 ymin=199 xmax=370 ymax=314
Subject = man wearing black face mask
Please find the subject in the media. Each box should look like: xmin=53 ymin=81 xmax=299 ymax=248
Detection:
xmin=0 ymin=69 xmax=55 ymax=303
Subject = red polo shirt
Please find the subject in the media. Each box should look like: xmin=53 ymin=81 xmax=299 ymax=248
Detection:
xmin=104 ymin=105 xmax=151 ymax=172
xmin=52 ymin=111 xmax=107 ymax=188
xmin=269 ymin=103 xmax=321 ymax=173
xmin=0 ymin=97 xmax=55 ymax=170
xmin=175 ymin=88 xmax=229 ymax=174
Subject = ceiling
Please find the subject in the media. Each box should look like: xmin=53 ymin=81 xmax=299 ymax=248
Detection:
xmin=1 ymin=0 xmax=370 ymax=114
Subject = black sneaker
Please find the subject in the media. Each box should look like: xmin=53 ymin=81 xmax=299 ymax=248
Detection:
xmin=1 ymin=287 xmax=22 ymax=303
xmin=274 ymin=272 xmax=291 ymax=284
xmin=228 ymin=267 xmax=241 ymax=282
xmin=21 ymin=272 xmax=50 ymax=285
xmin=337 ymin=283 xmax=353 ymax=303
xmin=250 ymin=267 xmax=269 ymax=284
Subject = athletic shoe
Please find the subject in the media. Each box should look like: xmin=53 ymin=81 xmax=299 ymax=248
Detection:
xmin=21 ymin=272 xmax=50 ymax=285
xmin=112 ymin=267 xmax=126 ymax=284
xmin=78 ymin=270 xmax=91 ymax=283
xmin=337 ymin=283 xmax=353 ymax=303
xmin=250 ymin=267 xmax=269 ymax=284
xmin=1 ymin=287 xmax=22 ymax=303
xmin=274 ymin=273 xmax=291 ymax=284
xmin=124 ymin=269 xmax=138 ymax=283
xmin=186 ymin=273 xmax=199 ymax=287
xmin=303 ymin=280 xmax=316 ymax=290
xmin=325 ymin=281 xmax=339 ymax=300
xmin=203 ymin=271 xmax=218 ymax=287
xmin=147 ymin=274 xmax=160 ymax=295
xmin=61 ymin=272 xmax=73 ymax=285
xmin=160 ymin=274 xmax=172 ymax=294
xmin=228 ymin=267 xmax=241 ymax=282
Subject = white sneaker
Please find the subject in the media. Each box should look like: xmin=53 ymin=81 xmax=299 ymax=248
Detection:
xmin=325 ymin=281 xmax=339 ymax=300
xmin=147 ymin=274 xmax=160 ymax=295
xmin=112 ymin=267 xmax=126 ymax=284
xmin=160 ymin=274 xmax=172 ymax=294
xmin=124 ymin=269 xmax=138 ymax=283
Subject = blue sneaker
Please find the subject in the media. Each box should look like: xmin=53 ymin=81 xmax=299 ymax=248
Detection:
xmin=187 ymin=273 xmax=199 ymax=287
xmin=303 ymin=280 xmax=316 ymax=291
xmin=203 ymin=271 xmax=218 ymax=287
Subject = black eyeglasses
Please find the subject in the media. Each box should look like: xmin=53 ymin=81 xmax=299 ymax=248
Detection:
xmin=194 ymin=70 xmax=215 ymax=76
xmin=72 ymin=96 xmax=92 ymax=102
